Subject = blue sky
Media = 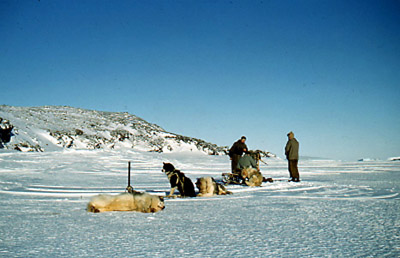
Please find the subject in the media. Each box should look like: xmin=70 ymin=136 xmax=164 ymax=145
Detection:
xmin=1 ymin=0 xmax=399 ymax=160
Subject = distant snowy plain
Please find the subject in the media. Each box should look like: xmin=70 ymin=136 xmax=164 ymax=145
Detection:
xmin=0 ymin=150 xmax=399 ymax=257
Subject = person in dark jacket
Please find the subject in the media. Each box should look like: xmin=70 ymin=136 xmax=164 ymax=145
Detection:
xmin=285 ymin=131 xmax=300 ymax=182
xmin=229 ymin=136 xmax=248 ymax=174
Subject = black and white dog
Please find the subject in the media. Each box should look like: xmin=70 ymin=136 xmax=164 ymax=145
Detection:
xmin=162 ymin=162 xmax=196 ymax=197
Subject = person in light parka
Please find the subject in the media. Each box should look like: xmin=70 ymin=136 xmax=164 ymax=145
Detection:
xmin=285 ymin=131 xmax=300 ymax=182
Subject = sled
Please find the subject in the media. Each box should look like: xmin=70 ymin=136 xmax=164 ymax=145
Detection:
xmin=222 ymin=172 xmax=243 ymax=185
xmin=222 ymin=150 xmax=273 ymax=185
xmin=223 ymin=150 xmax=261 ymax=185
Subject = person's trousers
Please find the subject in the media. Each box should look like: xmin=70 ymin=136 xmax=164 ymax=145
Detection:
xmin=231 ymin=154 xmax=241 ymax=174
xmin=288 ymin=160 xmax=299 ymax=179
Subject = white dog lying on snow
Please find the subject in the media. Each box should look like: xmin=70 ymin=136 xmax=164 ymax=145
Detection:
xmin=87 ymin=191 xmax=165 ymax=213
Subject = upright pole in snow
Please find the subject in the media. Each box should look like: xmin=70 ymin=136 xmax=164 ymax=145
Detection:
xmin=126 ymin=161 xmax=134 ymax=193
xmin=128 ymin=161 xmax=131 ymax=186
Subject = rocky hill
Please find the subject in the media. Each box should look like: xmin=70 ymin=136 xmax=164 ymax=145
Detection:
xmin=0 ymin=105 xmax=229 ymax=154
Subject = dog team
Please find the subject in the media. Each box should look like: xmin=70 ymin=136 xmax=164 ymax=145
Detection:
xmin=87 ymin=133 xmax=300 ymax=213
xmin=86 ymin=162 xmax=232 ymax=213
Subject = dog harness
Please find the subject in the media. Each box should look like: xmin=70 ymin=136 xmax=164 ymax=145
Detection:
xmin=166 ymin=169 xmax=185 ymax=186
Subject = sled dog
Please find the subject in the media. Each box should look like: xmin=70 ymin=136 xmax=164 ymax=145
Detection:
xmin=162 ymin=162 xmax=196 ymax=197
xmin=241 ymin=167 xmax=263 ymax=187
xmin=87 ymin=191 xmax=165 ymax=213
xmin=196 ymin=177 xmax=232 ymax=197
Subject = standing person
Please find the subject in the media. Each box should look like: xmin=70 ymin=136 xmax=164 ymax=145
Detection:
xmin=285 ymin=131 xmax=300 ymax=182
xmin=229 ymin=136 xmax=248 ymax=174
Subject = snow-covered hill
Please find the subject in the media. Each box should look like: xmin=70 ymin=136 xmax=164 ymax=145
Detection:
xmin=0 ymin=105 xmax=229 ymax=154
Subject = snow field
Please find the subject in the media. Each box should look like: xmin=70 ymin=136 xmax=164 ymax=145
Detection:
xmin=0 ymin=150 xmax=399 ymax=257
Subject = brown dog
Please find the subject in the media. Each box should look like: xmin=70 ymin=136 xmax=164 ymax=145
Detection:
xmin=196 ymin=177 xmax=232 ymax=197
xmin=241 ymin=168 xmax=263 ymax=187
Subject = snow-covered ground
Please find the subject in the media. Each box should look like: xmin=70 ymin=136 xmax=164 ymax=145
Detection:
xmin=0 ymin=150 xmax=399 ymax=257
